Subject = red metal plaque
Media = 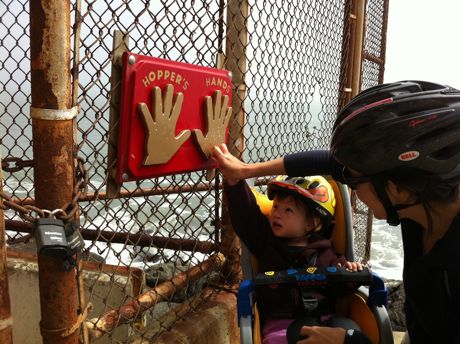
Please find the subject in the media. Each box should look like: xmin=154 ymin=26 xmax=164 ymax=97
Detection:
xmin=116 ymin=53 xmax=232 ymax=182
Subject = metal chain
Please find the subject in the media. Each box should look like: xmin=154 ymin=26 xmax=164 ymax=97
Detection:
xmin=60 ymin=156 xmax=88 ymax=222
xmin=0 ymin=190 xmax=45 ymax=222
xmin=0 ymin=156 xmax=88 ymax=223
xmin=2 ymin=157 xmax=34 ymax=173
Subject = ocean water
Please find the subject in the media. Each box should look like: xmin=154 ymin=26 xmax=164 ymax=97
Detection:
xmin=369 ymin=219 xmax=404 ymax=280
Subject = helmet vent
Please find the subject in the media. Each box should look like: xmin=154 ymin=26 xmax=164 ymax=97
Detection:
xmin=432 ymin=140 xmax=460 ymax=160
xmin=309 ymin=181 xmax=320 ymax=189
xmin=295 ymin=178 xmax=305 ymax=185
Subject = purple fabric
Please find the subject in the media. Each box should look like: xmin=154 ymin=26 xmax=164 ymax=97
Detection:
xmin=262 ymin=319 xmax=294 ymax=344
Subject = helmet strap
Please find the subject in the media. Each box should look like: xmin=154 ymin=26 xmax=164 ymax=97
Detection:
xmin=371 ymin=176 xmax=401 ymax=226
xmin=305 ymin=216 xmax=322 ymax=234
xmin=394 ymin=201 xmax=420 ymax=211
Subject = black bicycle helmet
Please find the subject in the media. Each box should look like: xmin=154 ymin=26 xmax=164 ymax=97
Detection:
xmin=331 ymin=81 xmax=460 ymax=226
xmin=331 ymin=80 xmax=460 ymax=178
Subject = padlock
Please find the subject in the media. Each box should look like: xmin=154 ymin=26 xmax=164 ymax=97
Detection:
xmin=64 ymin=220 xmax=85 ymax=256
xmin=34 ymin=217 xmax=69 ymax=258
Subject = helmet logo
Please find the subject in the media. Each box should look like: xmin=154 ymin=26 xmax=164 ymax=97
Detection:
xmin=398 ymin=151 xmax=420 ymax=162
xmin=408 ymin=115 xmax=438 ymax=128
xmin=309 ymin=186 xmax=329 ymax=203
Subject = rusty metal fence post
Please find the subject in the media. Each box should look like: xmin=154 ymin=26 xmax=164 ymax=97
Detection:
xmin=30 ymin=0 xmax=79 ymax=343
xmin=339 ymin=0 xmax=357 ymax=109
xmin=351 ymin=0 xmax=366 ymax=97
xmin=378 ymin=0 xmax=389 ymax=84
xmin=220 ymin=0 xmax=250 ymax=285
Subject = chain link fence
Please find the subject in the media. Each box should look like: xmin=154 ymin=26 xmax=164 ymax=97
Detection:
xmin=0 ymin=0 xmax=387 ymax=342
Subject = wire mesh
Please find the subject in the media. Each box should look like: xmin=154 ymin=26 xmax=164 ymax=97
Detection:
xmin=0 ymin=0 xmax=34 ymax=244
xmin=0 ymin=0 xmax=388 ymax=341
xmin=244 ymin=0 xmax=346 ymax=162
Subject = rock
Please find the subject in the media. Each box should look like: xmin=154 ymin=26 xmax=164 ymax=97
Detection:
xmin=384 ymin=279 xmax=406 ymax=331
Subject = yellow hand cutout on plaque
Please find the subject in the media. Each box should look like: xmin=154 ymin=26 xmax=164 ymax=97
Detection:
xmin=193 ymin=90 xmax=232 ymax=158
xmin=138 ymin=84 xmax=191 ymax=165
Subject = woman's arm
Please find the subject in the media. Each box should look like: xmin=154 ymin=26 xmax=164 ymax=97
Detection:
xmin=212 ymin=144 xmax=286 ymax=184
xmin=284 ymin=150 xmax=344 ymax=181
xmin=213 ymin=144 xmax=344 ymax=182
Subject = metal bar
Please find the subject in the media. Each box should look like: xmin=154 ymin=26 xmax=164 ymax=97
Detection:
xmin=11 ymin=178 xmax=273 ymax=205
xmin=71 ymin=6 xmax=89 ymax=341
xmin=362 ymin=51 xmax=385 ymax=66
xmin=0 ymin=156 xmax=12 ymax=343
xmin=106 ymin=30 xmax=129 ymax=198
xmin=215 ymin=0 xmax=228 ymax=250
xmin=352 ymin=0 xmax=366 ymax=97
xmin=378 ymin=0 xmax=390 ymax=84
xmin=71 ymin=0 xmax=82 ymax=108
xmin=79 ymin=229 xmax=217 ymax=253
xmin=15 ymin=183 xmax=221 ymax=205
xmin=5 ymin=220 xmax=217 ymax=253
xmin=30 ymin=1 xmax=78 ymax=343
xmin=85 ymin=254 xmax=225 ymax=339
xmin=338 ymin=0 xmax=357 ymax=110
xmin=82 ymin=182 xmax=221 ymax=201
xmin=222 ymin=0 xmax=250 ymax=285
xmin=217 ymin=0 xmax=225 ymax=54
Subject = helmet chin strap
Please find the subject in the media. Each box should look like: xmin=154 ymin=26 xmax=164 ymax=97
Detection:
xmin=371 ymin=176 xmax=401 ymax=226
xmin=394 ymin=202 xmax=420 ymax=211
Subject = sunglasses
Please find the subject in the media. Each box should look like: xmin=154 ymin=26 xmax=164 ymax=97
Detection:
xmin=341 ymin=168 xmax=373 ymax=190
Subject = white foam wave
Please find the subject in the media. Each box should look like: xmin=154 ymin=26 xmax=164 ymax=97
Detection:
xmin=369 ymin=219 xmax=403 ymax=280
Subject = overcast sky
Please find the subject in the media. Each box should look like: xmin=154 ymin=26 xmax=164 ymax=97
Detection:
xmin=384 ymin=0 xmax=460 ymax=88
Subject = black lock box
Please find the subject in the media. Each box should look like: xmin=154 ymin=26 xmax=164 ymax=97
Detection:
xmin=34 ymin=217 xmax=70 ymax=258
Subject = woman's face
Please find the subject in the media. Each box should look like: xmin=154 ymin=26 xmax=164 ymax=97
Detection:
xmin=355 ymin=183 xmax=388 ymax=219
xmin=349 ymin=170 xmax=388 ymax=220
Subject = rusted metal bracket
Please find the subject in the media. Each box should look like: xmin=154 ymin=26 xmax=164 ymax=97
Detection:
xmin=106 ymin=30 xmax=129 ymax=198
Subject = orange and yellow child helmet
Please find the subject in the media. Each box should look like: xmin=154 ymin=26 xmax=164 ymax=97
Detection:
xmin=267 ymin=175 xmax=336 ymax=220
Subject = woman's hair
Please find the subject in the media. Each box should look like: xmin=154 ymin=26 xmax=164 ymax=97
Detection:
xmin=385 ymin=167 xmax=460 ymax=231
xmin=385 ymin=168 xmax=460 ymax=203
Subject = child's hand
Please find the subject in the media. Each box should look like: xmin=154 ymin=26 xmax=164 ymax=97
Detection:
xmin=212 ymin=143 xmax=247 ymax=186
xmin=338 ymin=261 xmax=363 ymax=272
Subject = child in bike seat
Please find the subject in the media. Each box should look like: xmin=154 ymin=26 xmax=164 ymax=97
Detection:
xmin=223 ymin=173 xmax=366 ymax=344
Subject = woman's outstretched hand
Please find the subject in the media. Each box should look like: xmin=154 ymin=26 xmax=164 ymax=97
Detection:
xmin=212 ymin=143 xmax=248 ymax=185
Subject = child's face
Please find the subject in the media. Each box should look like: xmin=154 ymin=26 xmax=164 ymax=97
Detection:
xmin=269 ymin=195 xmax=317 ymax=239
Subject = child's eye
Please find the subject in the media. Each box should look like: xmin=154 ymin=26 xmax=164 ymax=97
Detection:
xmin=286 ymin=208 xmax=293 ymax=213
